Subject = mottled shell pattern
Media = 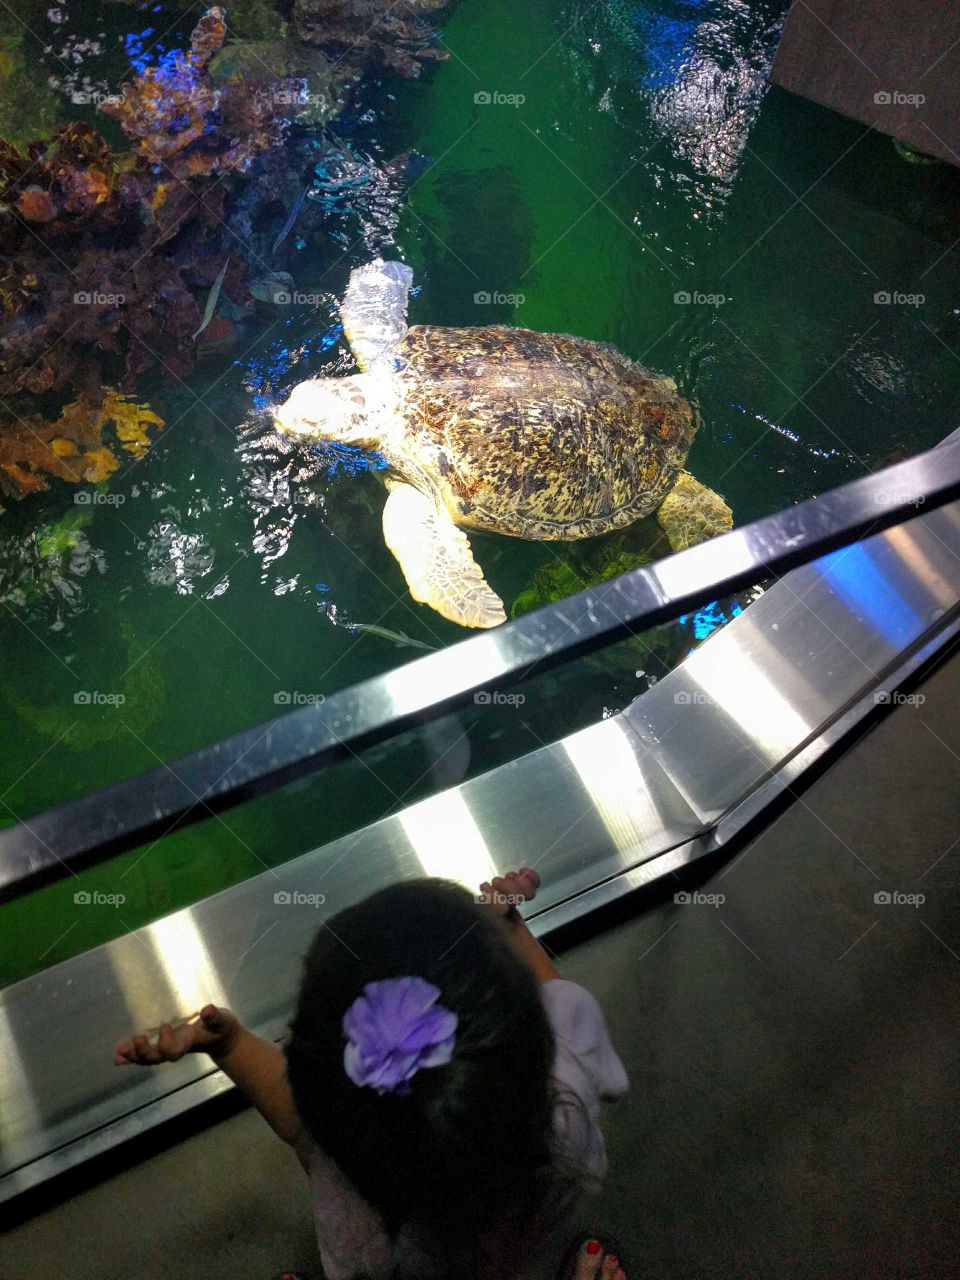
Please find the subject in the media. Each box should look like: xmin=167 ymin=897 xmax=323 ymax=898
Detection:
xmin=385 ymin=325 xmax=699 ymax=539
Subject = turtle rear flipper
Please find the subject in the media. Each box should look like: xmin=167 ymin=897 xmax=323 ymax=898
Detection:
xmin=341 ymin=258 xmax=414 ymax=372
xmin=382 ymin=482 xmax=507 ymax=629
xmin=656 ymin=471 xmax=733 ymax=551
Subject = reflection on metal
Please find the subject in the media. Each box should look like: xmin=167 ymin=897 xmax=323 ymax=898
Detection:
xmin=677 ymin=634 xmax=813 ymax=760
xmin=400 ymin=790 xmax=497 ymax=887
xmin=3 ymin=479 xmax=958 ymax=1199
xmin=625 ymin=504 xmax=960 ymax=825
xmin=561 ymin=719 xmax=695 ymax=857
xmin=2 ymin=438 xmax=960 ymax=902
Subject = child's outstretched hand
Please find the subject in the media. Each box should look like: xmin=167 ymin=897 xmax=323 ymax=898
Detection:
xmin=478 ymin=866 xmax=540 ymax=916
xmin=114 ymin=1003 xmax=240 ymax=1067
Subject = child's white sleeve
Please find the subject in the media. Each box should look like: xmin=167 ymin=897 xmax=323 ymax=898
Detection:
xmin=540 ymin=978 xmax=630 ymax=1188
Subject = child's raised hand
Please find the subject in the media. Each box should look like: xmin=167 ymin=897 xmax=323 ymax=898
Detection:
xmin=114 ymin=1003 xmax=240 ymax=1067
xmin=478 ymin=866 xmax=541 ymax=916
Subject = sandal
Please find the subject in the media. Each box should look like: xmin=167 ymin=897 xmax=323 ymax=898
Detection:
xmin=553 ymin=1232 xmax=630 ymax=1280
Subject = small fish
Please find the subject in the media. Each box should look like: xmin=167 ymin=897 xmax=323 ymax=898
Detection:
xmin=249 ymin=270 xmax=295 ymax=304
xmin=272 ymin=185 xmax=310 ymax=258
xmin=347 ymin=622 xmax=437 ymax=651
xmin=192 ymin=257 xmax=230 ymax=341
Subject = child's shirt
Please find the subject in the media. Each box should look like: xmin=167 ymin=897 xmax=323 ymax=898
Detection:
xmin=307 ymin=978 xmax=629 ymax=1280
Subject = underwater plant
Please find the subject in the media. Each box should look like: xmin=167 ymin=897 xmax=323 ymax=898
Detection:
xmin=510 ymin=529 xmax=683 ymax=685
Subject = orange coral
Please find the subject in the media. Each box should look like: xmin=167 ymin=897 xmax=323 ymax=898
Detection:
xmin=103 ymin=7 xmax=236 ymax=168
xmin=0 ymin=391 xmax=164 ymax=502
xmin=16 ymin=187 xmax=55 ymax=222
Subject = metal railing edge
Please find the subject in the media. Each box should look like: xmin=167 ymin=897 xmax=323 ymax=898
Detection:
xmin=2 ymin=435 xmax=959 ymax=901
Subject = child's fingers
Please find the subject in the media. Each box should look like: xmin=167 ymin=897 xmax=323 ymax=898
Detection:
xmin=114 ymin=1026 xmax=186 ymax=1066
xmin=498 ymin=870 xmax=539 ymax=901
xmin=157 ymin=1022 xmax=191 ymax=1062
xmin=114 ymin=1005 xmax=235 ymax=1067
xmin=129 ymin=1033 xmax=164 ymax=1065
xmin=478 ymin=868 xmax=541 ymax=914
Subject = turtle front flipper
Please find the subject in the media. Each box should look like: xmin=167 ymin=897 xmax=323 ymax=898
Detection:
xmin=382 ymin=482 xmax=507 ymax=629
xmin=341 ymin=258 xmax=414 ymax=372
xmin=656 ymin=471 xmax=733 ymax=552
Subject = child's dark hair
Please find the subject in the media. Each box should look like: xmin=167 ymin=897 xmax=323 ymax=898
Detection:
xmin=286 ymin=878 xmax=579 ymax=1279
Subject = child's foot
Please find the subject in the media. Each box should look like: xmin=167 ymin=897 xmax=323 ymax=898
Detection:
xmin=558 ymin=1236 xmax=628 ymax=1280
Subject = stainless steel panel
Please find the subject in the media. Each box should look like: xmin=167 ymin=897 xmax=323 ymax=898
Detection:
xmin=624 ymin=506 xmax=960 ymax=823
xmin=2 ymin=498 xmax=959 ymax=1199
xmin=4 ymin=433 xmax=959 ymax=902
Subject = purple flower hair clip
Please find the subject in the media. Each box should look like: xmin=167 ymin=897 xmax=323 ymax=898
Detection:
xmin=342 ymin=975 xmax=458 ymax=1096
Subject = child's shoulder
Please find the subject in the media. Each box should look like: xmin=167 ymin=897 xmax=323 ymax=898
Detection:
xmin=539 ymin=978 xmax=630 ymax=1099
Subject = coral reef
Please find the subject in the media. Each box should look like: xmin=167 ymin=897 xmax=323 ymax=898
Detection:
xmin=293 ymin=0 xmax=450 ymax=78
xmin=0 ymin=390 xmax=164 ymax=503
xmin=0 ymin=2 xmax=447 ymax=506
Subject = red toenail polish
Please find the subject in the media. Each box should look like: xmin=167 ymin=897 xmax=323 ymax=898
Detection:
xmin=586 ymin=1241 xmax=601 ymax=1255
xmin=609 ymin=1258 xmax=618 ymax=1267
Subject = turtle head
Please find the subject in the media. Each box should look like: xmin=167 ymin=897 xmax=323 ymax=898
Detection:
xmin=274 ymin=374 xmax=384 ymax=447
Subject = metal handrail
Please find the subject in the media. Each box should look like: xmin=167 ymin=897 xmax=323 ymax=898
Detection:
xmin=2 ymin=436 xmax=959 ymax=903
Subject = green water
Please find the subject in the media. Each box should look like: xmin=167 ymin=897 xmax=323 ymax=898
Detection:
xmin=3 ymin=0 xmax=960 ymax=983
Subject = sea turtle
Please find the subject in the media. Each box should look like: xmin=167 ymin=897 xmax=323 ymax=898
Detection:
xmin=275 ymin=259 xmax=732 ymax=628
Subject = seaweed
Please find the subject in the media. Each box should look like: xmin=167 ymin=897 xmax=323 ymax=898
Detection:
xmin=511 ymin=541 xmax=657 ymax=620
xmin=511 ymin=530 xmax=682 ymax=685
xmin=35 ymin=508 xmax=93 ymax=562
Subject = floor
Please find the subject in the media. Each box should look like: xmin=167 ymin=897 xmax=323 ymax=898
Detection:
xmin=2 ymin=650 xmax=958 ymax=1280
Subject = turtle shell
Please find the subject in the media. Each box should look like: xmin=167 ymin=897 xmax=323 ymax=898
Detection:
xmin=389 ymin=325 xmax=698 ymax=539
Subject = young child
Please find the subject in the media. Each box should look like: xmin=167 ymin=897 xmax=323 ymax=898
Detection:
xmin=116 ymin=869 xmax=629 ymax=1280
